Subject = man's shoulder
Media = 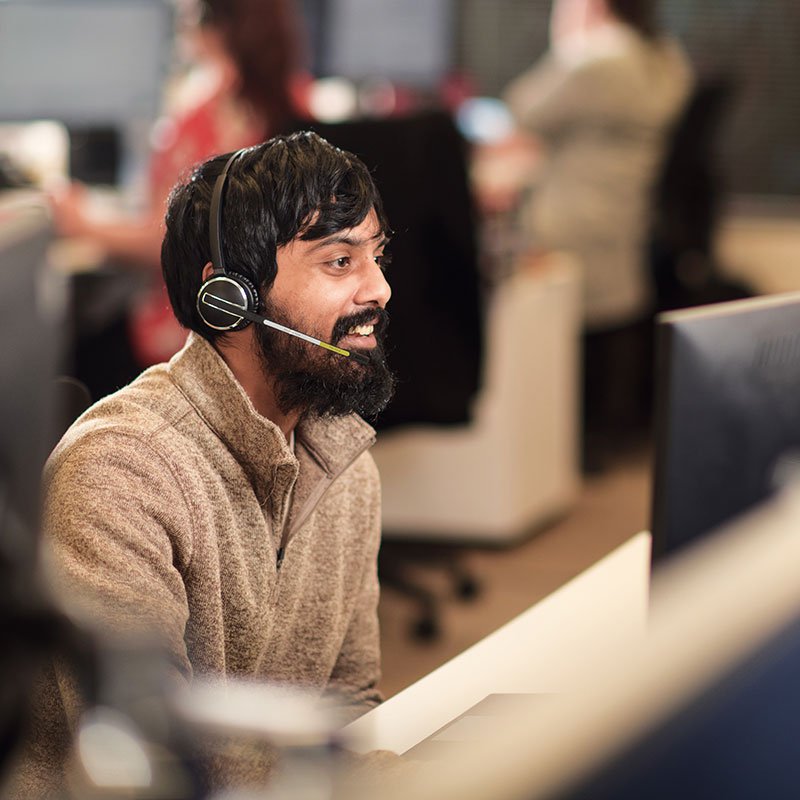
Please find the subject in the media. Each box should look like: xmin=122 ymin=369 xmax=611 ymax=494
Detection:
xmin=347 ymin=448 xmax=380 ymax=483
xmin=48 ymin=366 xmax=192 ymax=473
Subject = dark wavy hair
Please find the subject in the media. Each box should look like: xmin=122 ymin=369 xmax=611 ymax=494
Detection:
xmin=161 ymin=131 xmax=390 ymax=342
xmin=607 ymin=0 xmax=660 ymax=38
xmin=199 ymin=0 xmax=305 ymax=132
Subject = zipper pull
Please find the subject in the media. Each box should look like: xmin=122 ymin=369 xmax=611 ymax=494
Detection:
xmin=276 ymin=546 xmax=285 ymax=570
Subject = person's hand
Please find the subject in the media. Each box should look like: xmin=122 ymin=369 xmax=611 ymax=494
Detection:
xmin=471 ymin=134 xmax=541 ymax=216
xmin=477 ymin=184 xmax=522 ymax=217
xmin=49 ymin=182 xmax=93 ymax=239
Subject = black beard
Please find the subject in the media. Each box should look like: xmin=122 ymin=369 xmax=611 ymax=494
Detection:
xmin=253 ymin=299 xmax=396 ymax=420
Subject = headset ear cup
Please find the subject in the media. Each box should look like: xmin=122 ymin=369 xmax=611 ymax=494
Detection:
xmin=197 ymin=273 xmax=261 ymax=331
xmin=230 ymin=272 xmax=261 ymax=314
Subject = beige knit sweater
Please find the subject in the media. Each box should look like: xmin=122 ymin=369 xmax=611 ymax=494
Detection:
xmin=8 ymin=333 xmax=385 ymax=795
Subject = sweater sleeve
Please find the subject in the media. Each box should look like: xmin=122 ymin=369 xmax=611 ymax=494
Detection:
xmin=43 ymin=429 xmax=195 ymax=680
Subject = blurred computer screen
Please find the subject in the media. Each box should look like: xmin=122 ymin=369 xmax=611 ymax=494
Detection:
xmin=651 ymin=292 xmax=800 ymax=560
xmin=0 ymin=0 xmax=174 ymax=186
xmin=0 ymin=0 xmax=173 ymax=127
xmin=303 ymin=0 xmax=454 ymax=88
xmin=0 ymin=192 xmax=66 ymax=586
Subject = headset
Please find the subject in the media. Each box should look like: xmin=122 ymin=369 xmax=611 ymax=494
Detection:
xmin=195 ymin=147 xmax=370 ymax=365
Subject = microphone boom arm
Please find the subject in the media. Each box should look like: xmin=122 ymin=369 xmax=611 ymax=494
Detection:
xmin=200 ymin=292 xmax=370 ymax=365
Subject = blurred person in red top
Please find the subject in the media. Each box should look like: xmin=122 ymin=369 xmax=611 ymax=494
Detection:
xmin=51 ymin=0 xmax=310 ymax=383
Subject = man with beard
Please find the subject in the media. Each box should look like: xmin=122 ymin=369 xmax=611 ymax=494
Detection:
xmin=19 ymin=132 xmax=396 ymax=794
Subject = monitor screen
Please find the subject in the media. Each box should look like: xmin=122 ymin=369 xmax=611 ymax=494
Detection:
xmin=315 ymin=0 xmax=454 ymax=88
xmin=0 ymin=192 xmax=65 ymax=582
xmin=651 ymin=292 xmax=800 ymax=560
xmin=0 ymin=0 xmax=174 ymax=126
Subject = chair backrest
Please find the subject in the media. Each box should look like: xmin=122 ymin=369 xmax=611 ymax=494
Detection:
xmin=652 ymin=78 xmax=735 ymax=257
xmin=649 ymin=79 xmax=753 ymax=311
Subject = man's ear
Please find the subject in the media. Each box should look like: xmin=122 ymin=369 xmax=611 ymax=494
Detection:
xmin=201 ymin=261 xmax=216 ymax=282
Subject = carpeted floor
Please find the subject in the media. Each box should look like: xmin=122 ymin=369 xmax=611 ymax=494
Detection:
xmin=377 ymin=446 xmax=653 ymax=699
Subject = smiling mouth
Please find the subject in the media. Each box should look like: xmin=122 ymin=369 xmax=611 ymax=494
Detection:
xmin=346 ymin=323 xmax=375 ymax=337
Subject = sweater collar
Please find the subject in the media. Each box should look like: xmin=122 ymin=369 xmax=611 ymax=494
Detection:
xmin=167 ymin=334 xmax=376 ymax=503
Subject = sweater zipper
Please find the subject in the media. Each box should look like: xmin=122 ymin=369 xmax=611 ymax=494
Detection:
xmin=274 ymin=479 xmax=292 ymax=571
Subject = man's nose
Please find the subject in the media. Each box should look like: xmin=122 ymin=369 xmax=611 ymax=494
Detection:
xmin=356 ymin=259 xmax=392 ymax=308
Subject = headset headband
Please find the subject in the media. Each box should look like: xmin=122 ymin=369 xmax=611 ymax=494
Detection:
xmin=209 ymin=148 xmax=249 ymax=273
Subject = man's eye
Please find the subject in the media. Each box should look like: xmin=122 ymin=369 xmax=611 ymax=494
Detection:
xmin=329 ymin=256 xmax=350 ymax=268
xmin=375 ymin=253 xmax=392 ymax=271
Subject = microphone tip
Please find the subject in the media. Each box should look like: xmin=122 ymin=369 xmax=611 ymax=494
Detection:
xmin=351 ymin=351 xmax=371 ymax=366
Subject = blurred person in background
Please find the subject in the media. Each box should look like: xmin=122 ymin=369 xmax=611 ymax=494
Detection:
xmin=501 ymin=0 xmax=692 ymax=468
xmin=51 ymin=0 xmax=309 ymax=396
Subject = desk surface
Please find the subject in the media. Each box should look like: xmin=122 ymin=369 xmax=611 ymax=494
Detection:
xmin=346 ymin=531 xmax=651 ymax=755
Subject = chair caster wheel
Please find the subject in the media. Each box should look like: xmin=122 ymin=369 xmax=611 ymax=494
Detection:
xmin=457 ymin=577 xmax=480 ymax=600
xmin=412 ymin=616 xmax=439 ymax=641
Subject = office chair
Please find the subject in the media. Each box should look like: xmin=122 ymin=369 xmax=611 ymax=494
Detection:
xmin=378 ymin=541 xmax=480 ymax=640
xmin=649 ymin=78 xmax=753 ymax=312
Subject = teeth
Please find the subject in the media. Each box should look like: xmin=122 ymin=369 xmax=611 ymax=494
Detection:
xmin=347 ymin=324 xmax=374 ymax=336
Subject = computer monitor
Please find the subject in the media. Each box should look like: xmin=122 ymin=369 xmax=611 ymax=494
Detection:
xmin=0 ymin=0 xmax=173 ymax=127
xmin=308 ymin=0 xmax=454 ymax=89
xmin=0 ymin=193 xmax=65 ymax=581
xmin=650 ymin=292 xmax=800 ymax=561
